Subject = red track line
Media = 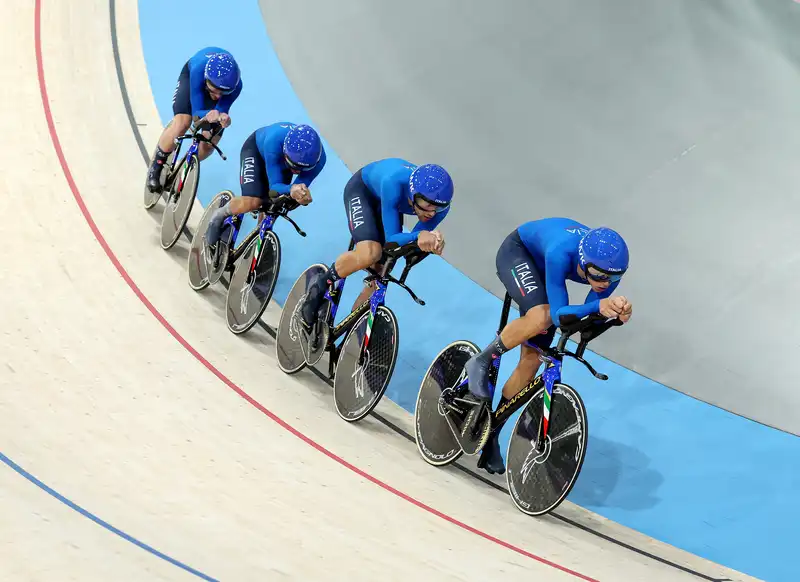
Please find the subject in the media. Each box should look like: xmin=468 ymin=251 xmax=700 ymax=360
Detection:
xmin=33 ymin=2 xmax=598 ymax=580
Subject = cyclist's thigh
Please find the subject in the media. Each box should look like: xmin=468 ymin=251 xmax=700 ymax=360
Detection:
xmin=495 ymin=231 xmax=556 ymax=348
xmin=239 ymin=132 xmax=269 ymax=201
xmin=343 ymin=170 xmax=385 ymax=246
xmin=172 ymin=63 xmax=192 ymax=117
xmin=495 ymin=230 xmax=547 ymax=316
xmin=524 ymin=323 xmax=555 ymax=351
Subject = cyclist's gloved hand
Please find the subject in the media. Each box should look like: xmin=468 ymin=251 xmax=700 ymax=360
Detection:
xmin=290 ymin=183 xmax=312 ymax=206
xmin=204 ymin=110 xmax=221 ymax=125
xmin=219 ymin=113 xmax=231 ymax=128
xmin=599 ymin=296 xmax=631 ymax=321
xmin=418 ymin=230 xmax=444 ymax=254
xmin=432 ymin=231 xmax=445 ymax=254
xmin=615 ymin=296 xmax=632 ymax=323
xmin=599 ymin=298 xmax=620 ymax=319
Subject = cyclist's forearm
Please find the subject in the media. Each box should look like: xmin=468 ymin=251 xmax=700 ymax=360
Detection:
xmin=385 ymin=231 xmax=417 ymax=246
xmin=555 ymin=301 xmax=600 ymax=326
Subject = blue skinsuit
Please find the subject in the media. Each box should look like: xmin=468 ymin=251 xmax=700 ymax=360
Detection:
xmin=517 ymin=217 xmax=619 ymax=327
xmin=360 ymin=158 xmax=449 ymax=246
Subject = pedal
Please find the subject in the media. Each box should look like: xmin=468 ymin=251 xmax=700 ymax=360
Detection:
xmin=301 ymin=307 xmax=330 ymax=367
xmin=443 ymin=397 xmax=491 ymax=456
xmin=308 ymin=320 xmax=324 ymax=353
xmin=208 ymin=244 xmax=221 ymax=270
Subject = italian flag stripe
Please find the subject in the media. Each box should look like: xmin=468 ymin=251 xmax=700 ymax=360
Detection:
xmin=364 ymin=311 xmax=374 ymax=348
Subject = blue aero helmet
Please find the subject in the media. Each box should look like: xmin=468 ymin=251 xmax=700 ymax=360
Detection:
xmin=283 ymin=125 xmax=322 ymax=173
xmin=204 ymin=53 xmax=240 ymax=95
xmin=578 ymin=227 xmax=629 ymax=282
xmin=409 ymin=164 xmax=454 ymax=213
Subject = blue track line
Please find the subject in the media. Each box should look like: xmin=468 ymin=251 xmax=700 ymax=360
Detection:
xmin=0 ymin=452 xmax=218 ymax=581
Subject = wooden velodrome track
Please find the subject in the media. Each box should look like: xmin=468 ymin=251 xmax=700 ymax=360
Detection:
xmin=0 ymin=1 xmax=757 ymax=581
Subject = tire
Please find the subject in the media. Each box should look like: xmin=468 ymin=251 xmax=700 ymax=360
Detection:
xmin=187 ymin=190 xmax=233 ymax=291
xmin=275 ymin=264 xmax=328 ymax=374
xmin=414 ymin=340 xmax=478 ymax=467
xmin=160 ymin=155 xmax=199 ymax=250
xmin=506 ymin=382 xmax=588 ymax=516
xmin=143 ymin=147 xmax=177 ymax=209
xmin=226 ymin=231 xmax=281 ymax=335
xmin=333 ymin=306 xmax=399 ymax=422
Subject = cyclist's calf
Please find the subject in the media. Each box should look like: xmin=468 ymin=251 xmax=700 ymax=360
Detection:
xmin=502 ymin=344 xmax=543 ymax=400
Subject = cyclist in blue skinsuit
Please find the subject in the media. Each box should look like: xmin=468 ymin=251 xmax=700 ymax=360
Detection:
xmin=465 ymin=218 xmax=633 ymax=474
xmin=203 ymin=122 xmax=326 ymax=263
xmin=300 ymin=158 xmax=454 ymax=332
xmin=147 ymin=47 xmax=243 ymax=192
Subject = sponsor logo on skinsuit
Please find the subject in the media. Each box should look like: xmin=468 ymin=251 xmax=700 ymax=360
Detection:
xmin=565 ymin=227 xmax=589 ymax=236
xmin=349 ymin=196 xmax=364 ymax=230
xmin=241 ymin=156 xmax=255 ymax=185
xmin=511 ymin=262 xmax=538 ymax=296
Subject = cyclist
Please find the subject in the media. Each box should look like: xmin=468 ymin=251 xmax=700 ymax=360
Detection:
xmin=146 ymin=47 xmax=243 ymax=192
xmin=465 ymin=218 xmax=633 ymax=474
xmin=299 ymin=158 xmax=454 ymax=335
xmin=203 ymin=122 xmax=326 ymax=264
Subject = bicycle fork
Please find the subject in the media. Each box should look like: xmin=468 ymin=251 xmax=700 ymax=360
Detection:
xmin=358 ymin=282 xmax=387 ymax=364
xmin=171 ymin=144 xmax=196 ymax=196
xmin=175 ymin=156 xmax=191 ymax=193
xmin=245 ymin=215 xmax=276 ymax=284
xmin=537 ymin=358 xmax=562 ymax=450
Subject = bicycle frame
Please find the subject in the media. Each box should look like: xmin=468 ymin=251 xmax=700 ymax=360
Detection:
xmin=246 ymin=214 xmax=277 ymax=278
xmin=454 ymin=292 xmax=573 ymax=449
xmin=221 ymin=211 xmax=276 ymax=269
xmin=172 ymin=140 xmax=199 ymax=193
xmin=322 ymin=277 xmax=387 ymax=380
xmin=165 ymin=123 xmax=222 ymax=192
xmin=320 ymin=240 xmax=427 ymax=380
xmin=218 ymin=196 xmax=306 ymax=275
xmin=489 ymin=354 xmax=563 ymax=452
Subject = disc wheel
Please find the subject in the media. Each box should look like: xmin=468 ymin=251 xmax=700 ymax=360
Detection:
xmin=333 ymin=306 xmax=399 ymax=422
xmin=225 ymin=231 xmax=281 ymax=335
xmin=414 ymin=341 xmax=479 ymax=466
xmin=506 ymin=382 xmax=588 ymax=516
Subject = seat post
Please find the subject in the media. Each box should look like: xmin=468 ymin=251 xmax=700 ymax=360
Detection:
xmin=497 ymin=292 xmax=512 ymax=335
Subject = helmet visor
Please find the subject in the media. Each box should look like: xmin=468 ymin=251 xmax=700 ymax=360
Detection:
xmin=284 ymin=154 xmax=316 ymax=174
xmin=205 ymin=79 xmax=236 ymax=96
xmin=585 ymin=263 xmax=625 ymax=283
xmin=412 ymin=193 xmax=450 ymax=214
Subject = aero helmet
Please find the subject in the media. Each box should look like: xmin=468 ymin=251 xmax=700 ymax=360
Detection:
xmin=578 ymin=227 xmax=629 ymax=282
xmin=409 ymin=164 xmax=453 ymax=213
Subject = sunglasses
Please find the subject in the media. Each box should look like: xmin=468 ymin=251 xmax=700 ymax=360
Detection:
xmin=284 ymin=155 xmax=315 ymax=174
xmin=585 ymin=264 xmax=625 ymax=283
xmin=412 ymin=193 xmax=450 ymax=214
xmin=205 ymin=80 xmax=235 ymax=96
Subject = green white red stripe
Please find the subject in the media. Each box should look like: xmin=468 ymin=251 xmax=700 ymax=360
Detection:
xmin=364 ymin=310 xmax=374 ymax=349
xmin=542 ymin=384 xmax=552 ymax=437
xmin=249 ymin=237 xmax=261 ymax=273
